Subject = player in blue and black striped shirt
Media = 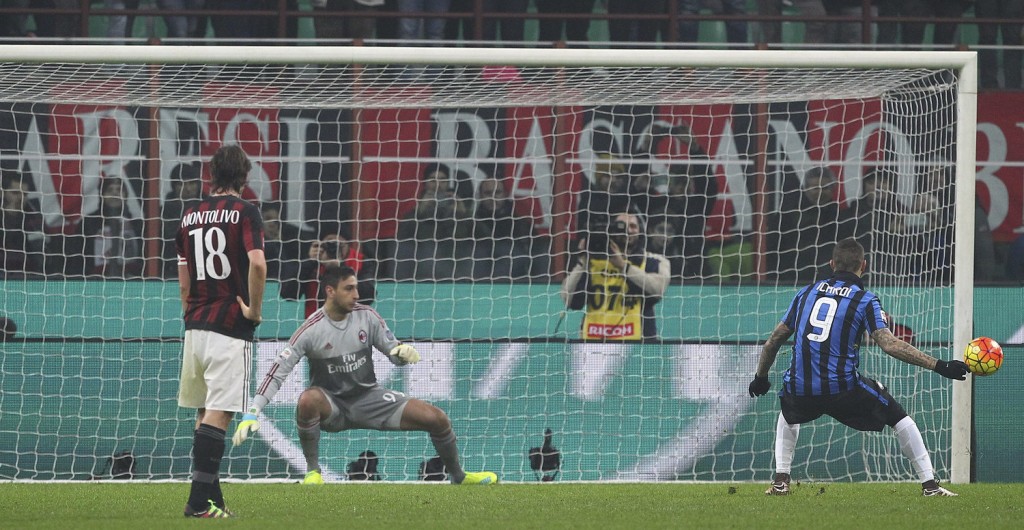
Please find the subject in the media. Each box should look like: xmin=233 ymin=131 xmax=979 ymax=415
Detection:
xmin=749 ymin=238 xmax=969 ymax=497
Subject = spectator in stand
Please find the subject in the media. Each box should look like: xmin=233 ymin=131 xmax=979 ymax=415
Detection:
xmin=470 ymin=177 xmax=544 ymax=281
xmin=536 ymin=0 xmax=595 ymax=45
xmin=259 ymin=201 xmax=305 ymax=282
xmin=839 ymin=170 xmax=902 ymax=280
xmin=773 ymin=165 xmax=843 ymax=282
xmin=482 ymin=0 xmax=529 ymax=42
xmin=394 ymin=166 xmax=473 ymax=280
xmin=104 ymin=1 xmax=191 ymax=43
xmin=838 ymin=169 xmax=879 ymax=246
xmin=876 ymin=0 xmax=968 ymax=47
xmin=976 ymin=0 xmax=1023 ymax=90
xmin=162 ymin=163 xmax=204 ymax=278
xmin=57 ymin=178 xmax=144 ymax=279
xmin=313 ymin=0 xmax=382 ymax=41
xmin=105 ymin=0 xmax=141 ymax=44
xmin=282 ymin=232 xmax=375 ymax=317
xmin=925 ymin=0 xmax=970 ymax=47
xmin=448 ymin=0 xmax=529 ymax=42
xmin=397 ymin=0 xmax=452 ymax=41
xmin=377 ymin=0 xmax=399 ymax=39
xmin=646 ymin=219 xmax=684 ymax=276
xmin=205 ymin=0 xmax=297 ymax=43
xmin=207 ymin=0 xmax=252 ymax=42
xmin=184 ymin=0 xmax=207 ymax=41
xmin=678 ymin=0 xmax=749 ymax=46
xmin=756 ymin=0 xmax=827 ymax=45
xmin=606 ymin=1 xmax=667 ymax=46
xmin=0 ymin=0 xmax=34 ymax=41
xmin=911 ymin=163 xmax=956 ymax=284
xmin=577 ymin=153 xmax=632 ymax=233
xmin=1 ymin=171 xmax=46 ymax=278
xmin=627 ymin=168 xmax=668 ymax=226
xmin=445 ymin=0 xmax=473 ymax=39
xmin=35 ymin=1 xmax=81 ymax=39
xmin=822 ymin=0 xmax=871 ymax=45
xmin=853 ymin=169 xmax=921 ymax=282
xmin=660 ymin=123 xmax=717 ymax=278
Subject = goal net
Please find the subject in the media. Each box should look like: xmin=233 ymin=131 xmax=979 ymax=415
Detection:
xmin=0 ymin=46 xmax=976 ymax=482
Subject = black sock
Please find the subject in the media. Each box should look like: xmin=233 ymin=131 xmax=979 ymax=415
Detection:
xmin=187 ymin=424 xmax=226 ymax=512
xmin=211 ymin=479 xmax=225 ymax=509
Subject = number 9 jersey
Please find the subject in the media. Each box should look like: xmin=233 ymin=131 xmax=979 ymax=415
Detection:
xmin=780 ymin=271 xmax=889 ymax=396
xmin=176 ymin=194 xmax=265 ymax=340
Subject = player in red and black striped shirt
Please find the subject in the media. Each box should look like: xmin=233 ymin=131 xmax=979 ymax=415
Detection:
xmin=175 ymin=145 xmax=266 ymax=518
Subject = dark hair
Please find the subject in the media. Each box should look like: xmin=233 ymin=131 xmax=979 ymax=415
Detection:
xmin=832 ymin=238 xmax=865 ymax=273
xmin=423 ymin=163 xmax=448 ymax=180
xmin=804 ymin=166 xmax=836 ymax=185
xmin=209 ymin=145 xmax=251 ymax=193
xmin=101 ymin=177 xmax=125 ymax=194
xmin=1 ymin=171 xmax=26 ymax=190
xmin=171 ymin=163 xmax=201 ymax=183
xmin=321 ymin=264 xmax=357 ymax=290
xmin=0 ymin=316 xmax=16 ymax=341
xmin=260 ymin=201 xmax=282 ymax=215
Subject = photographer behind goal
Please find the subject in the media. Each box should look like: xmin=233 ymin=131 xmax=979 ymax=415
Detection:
xmin=560 ymin=212 xmax=670 ymax=341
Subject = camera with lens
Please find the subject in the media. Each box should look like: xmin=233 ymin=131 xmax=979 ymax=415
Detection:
xmin=320 ymin=240 xmax=340 ymax=259
xmin=586 ymin=218 xmax=629 ymax=258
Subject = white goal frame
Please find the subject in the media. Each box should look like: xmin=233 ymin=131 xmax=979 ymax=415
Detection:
xmin=0 ymin=45 xmax=978 ymax=483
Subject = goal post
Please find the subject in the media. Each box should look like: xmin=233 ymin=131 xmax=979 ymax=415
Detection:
xmin=0 ymin=45 xmax=977 ymax=483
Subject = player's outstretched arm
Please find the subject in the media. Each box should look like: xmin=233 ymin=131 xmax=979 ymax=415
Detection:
xmin=750 ymin=322 xmax=793 ymax=397
xmin=870 ymin=328 xmax=968 ymax=380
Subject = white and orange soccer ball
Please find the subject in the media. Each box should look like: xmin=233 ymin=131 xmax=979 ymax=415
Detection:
xmin=964 ymin=337 xmax=1004 ymax=377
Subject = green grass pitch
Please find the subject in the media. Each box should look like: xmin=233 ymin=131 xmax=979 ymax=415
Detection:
xmin=1 ymin=482 xmax=1022 ymax=529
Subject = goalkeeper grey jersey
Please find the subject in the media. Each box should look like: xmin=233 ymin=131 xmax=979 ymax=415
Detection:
xmin=252 ymin=304 xmax=402 ymax=409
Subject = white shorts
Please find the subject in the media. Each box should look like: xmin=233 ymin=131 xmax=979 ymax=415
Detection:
xmin=177 ymin=329 xmax=253 ymax=413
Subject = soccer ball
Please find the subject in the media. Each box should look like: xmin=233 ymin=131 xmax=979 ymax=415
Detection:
xmin=964 ymin=337 xmax=1003 ymax=376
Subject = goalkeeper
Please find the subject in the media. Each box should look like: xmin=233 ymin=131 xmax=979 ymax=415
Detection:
xmin=233 ymin=264 xmax=497 ymax=485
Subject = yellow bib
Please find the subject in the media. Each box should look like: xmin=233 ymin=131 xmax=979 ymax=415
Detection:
xmin=581 ymin=258 xmax=645 ymax=341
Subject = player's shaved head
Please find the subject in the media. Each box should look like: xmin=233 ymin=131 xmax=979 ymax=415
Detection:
xmin=832 ymin=238 xmax=865 ymax=273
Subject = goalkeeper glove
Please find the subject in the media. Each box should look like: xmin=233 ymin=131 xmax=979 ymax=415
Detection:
xmin=232 ymin=410 xmax=260 ymax=446
xmin=933 ymin=359 xmax=969 ymax=380
xmin=389 ymin=344 xmax=421 ymax=365
xmin=748 ymin=375 xmax=771 ymax=397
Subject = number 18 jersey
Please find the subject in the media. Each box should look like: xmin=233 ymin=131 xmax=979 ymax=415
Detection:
xmin=176 ymin=194 xmax=264 ymax=340
xmin=780 ymin=271 xmax=889 ymax=396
